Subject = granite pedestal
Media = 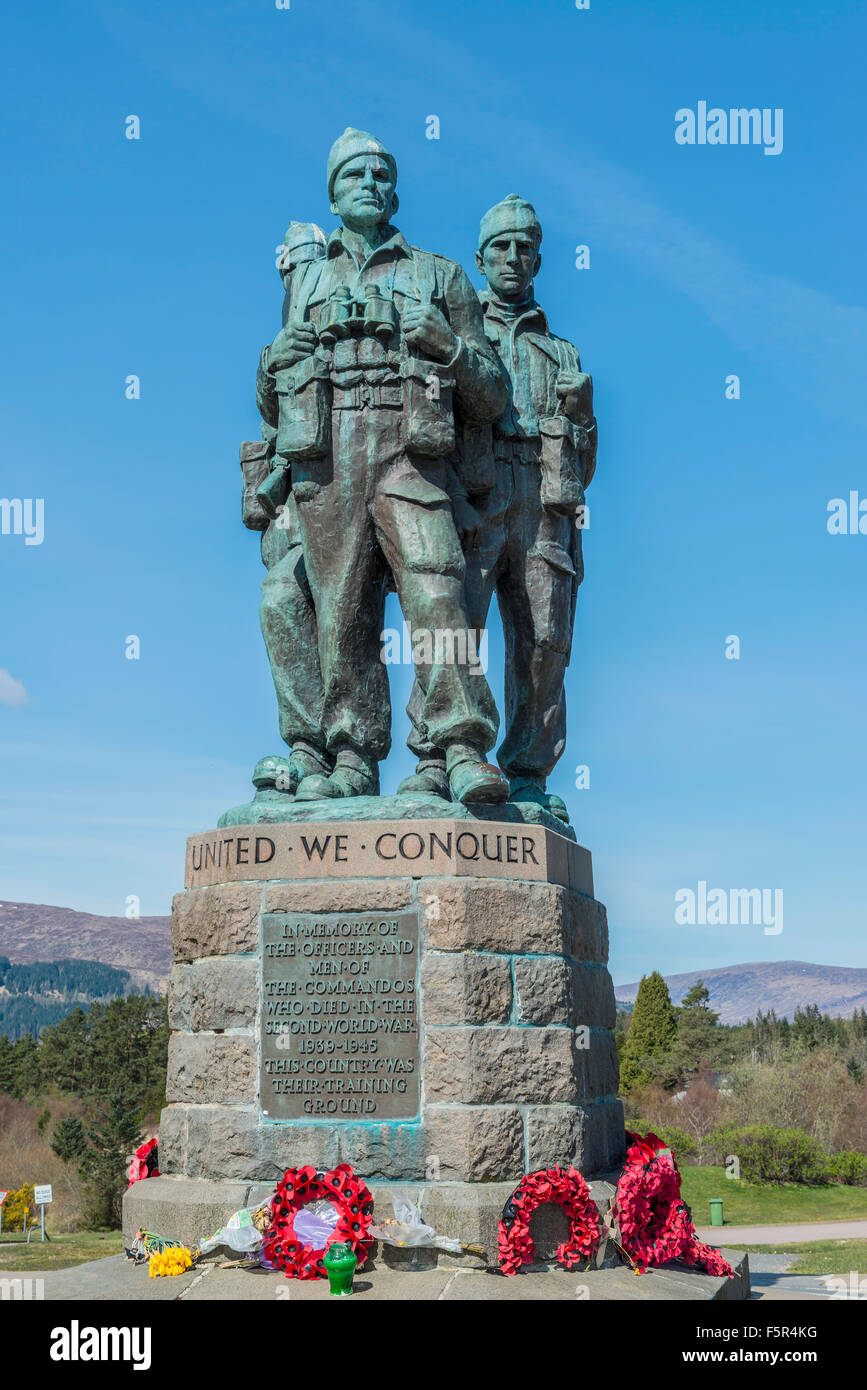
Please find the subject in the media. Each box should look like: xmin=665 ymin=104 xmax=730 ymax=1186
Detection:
xmin=124 ymin=809 xmax=626 ymax=1263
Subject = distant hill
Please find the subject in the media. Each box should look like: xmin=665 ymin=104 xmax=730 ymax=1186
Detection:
xmin=615 ymin=961 xmax=867 ymax=1025
xmin=0 ymin=900 xmax=171 ymax=994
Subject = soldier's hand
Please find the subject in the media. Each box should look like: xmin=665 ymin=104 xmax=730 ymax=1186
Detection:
xmin=556 ymin=370 xmax=593 ymax=422
xmin=451 ymin=495 xmax=483 ymax=552
xmin=402 ymin=304 xmax=459 ymax=362
xmin=268 ymin=323 xmax=318 ymax=370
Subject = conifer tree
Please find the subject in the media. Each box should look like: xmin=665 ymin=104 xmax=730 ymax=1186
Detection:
xmin=618 ymin=971 xmax=677 ymax=1092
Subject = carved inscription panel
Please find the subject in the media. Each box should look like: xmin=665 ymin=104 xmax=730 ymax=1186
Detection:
xmin=260 ymin=909 xmax=420 ymax=1122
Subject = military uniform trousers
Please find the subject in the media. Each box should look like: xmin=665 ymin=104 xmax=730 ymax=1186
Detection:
xmin=293 ymin=400 xmax=500 ymax=764
xmin=408 ymin=444 xmax=582 ymax=781
xmin=259 ymin=494 xmax=326 ymax=755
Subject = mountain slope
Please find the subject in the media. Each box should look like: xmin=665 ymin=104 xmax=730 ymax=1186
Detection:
xmin=614 ymin=961 xmax=867 ymax=1025
xmin=0 ymin=900 xmax=171 ymax=992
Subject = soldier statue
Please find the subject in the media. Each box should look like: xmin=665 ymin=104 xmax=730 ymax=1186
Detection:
xmin=400 ymin=195 xmax=597 ymax=824
xmin=253 ymin=130 xmax=510 ymax=807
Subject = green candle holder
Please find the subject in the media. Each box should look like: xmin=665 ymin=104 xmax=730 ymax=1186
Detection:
xmin=323 ymin=1241 xmax=358 ymax=1296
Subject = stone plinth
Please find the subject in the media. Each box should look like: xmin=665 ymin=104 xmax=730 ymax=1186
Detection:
xmin=125 ymin=815 xmax=625 ymax=1261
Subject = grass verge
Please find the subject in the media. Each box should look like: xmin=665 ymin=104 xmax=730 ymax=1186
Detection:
xmin=0 ymin=1230 xmax=123 ymax=1272
xmin=679 ymin=1166 xmax=867 ymax=1226
xmin=726 ymin=1238 xmax=867 ymax=1278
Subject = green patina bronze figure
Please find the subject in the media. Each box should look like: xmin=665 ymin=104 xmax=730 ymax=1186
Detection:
xmin=237 ymin=141 xmax=596 ymax=825
xmin=401 ymin=195 xmax=597 ymax=824
xmin=240 ymin=222 xmax=331 ymax=799
xmin=254 ymin=129 xmax=509 ymax=807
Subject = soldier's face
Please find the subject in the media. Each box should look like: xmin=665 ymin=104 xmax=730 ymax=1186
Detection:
xmin=332 ymin=156 xmax=397 ymax=232
xmin=477 ymin=233 xmax=540 ymax=301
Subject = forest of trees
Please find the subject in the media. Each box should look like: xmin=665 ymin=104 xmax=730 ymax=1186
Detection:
xmin=0 ymin=994 xmax=168 ymax=1112
xmin=0 ymin=994 xmax=169 ymax=1229
xmin=616 ymin=973 xmax=867 ymax=1178
xmin=0 ymin=956 xmax=144 ymax=1039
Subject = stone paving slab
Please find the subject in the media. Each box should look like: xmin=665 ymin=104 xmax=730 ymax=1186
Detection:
xmin=0 ymin=1250 xmax=748 ymax=1301
xmin=0 ymin=1255 xmax=201 ymax=1301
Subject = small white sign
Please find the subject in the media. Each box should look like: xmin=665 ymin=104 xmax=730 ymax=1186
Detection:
xmin=34 ymin=1185 xmax=53 ymax=1205
xmin=0 ymin=1191 xmax=8 ymax=1205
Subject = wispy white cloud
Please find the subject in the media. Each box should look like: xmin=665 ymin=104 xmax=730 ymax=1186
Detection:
xmin=0 ymin=669 xmax=28 ymax=707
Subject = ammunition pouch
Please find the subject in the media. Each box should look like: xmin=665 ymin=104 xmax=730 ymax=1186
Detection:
xmin=255 ymin=461 xmax=291 ymax=521
xmin=538 ymin=415 xmax=589 ymax=516
xmin=401 ymin=356 xmax=456 ymax=458
xmin=274 ymin=354 xmax=332 ymax=461
xmin=240 ymin=440 xmax=272 ymax=531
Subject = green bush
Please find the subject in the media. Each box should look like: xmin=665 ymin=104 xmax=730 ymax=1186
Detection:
xmin=699 ymin=1124 xmax=735 ymax=1166
xmin=655 ymin=1126 xmax=699 ymax=1162
xmin=707 ymin=1125 xmax=828 ymax=1185
xmin=824 ymin=1151 xmax=867 ymax=1186
xmin=1 ymin=1183 xmax=34 ymax=1232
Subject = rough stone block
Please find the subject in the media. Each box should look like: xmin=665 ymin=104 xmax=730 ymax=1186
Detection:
xmin=422 ymin=878 xmax=580 ymax=955
xmin=166 ymin=1032 xmax=256 ymax=1105
xmin=190 ymin=959 xmax=258 ymax=1031
xmin=513 ymin=956 xmax=572 ymax=1024
xmin=265 ymin=878 xmax=413 ymax=913
xmin=258 ymin=1122 xmax=340 ymax=1179
xmin=167 ymin=965 xmax=192 ymax=1031
xmin=424 ymin=1105 xmax=523 ymax=1181
xmin=157 ymin=1104 xmax=188 ymax=1174
xmin=601 ymin=1095 xmax=627 ymax=1169
xmin=338 ymin=1122 xmax=428 ymax=1180
xmin=568 ymin=893 xmax=609 ymax=963
xmin=185 ymin=1105 xmax=259 ymax=1181
xmin=122 ymin=1177 xmax=252 ymax=1249
xmin=571 ymin=963 xmax=617 ymax=1029
xmin=425 ymin=1026 xmax=575 ymax=1104
xmin=574 ymin=1030 xmax=620 ymax=1101
xmin=421 ymin=951 xmax=512 ymax=1024
xmin=526 ymin=1103 xmax=606 ymax=1175
xmin=172 ymin=883 xmax=261 ymax=961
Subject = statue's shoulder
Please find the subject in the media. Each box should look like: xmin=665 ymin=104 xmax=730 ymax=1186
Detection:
xmin=409 ymin=246 xmax=465 ymax=283
xmin=408 ymin=245 xmax=454 ymax=266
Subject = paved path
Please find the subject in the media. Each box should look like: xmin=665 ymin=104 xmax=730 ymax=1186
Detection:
xmin=0 ymin=1250 xmax=748 ymax=1301
xmin=696 ymin=1218 xmax=867 ymax=1245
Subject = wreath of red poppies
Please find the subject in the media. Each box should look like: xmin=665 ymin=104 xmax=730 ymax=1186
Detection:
xmin=497 ymin=1166 xmax=600 ymax=1276
xmin=262 ymin=1163 xmax=374 ymax=1280
xmin=613 ymin=1131 xmax=733 ymax=1278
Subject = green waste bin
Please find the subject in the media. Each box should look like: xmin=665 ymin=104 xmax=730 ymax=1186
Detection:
xmin=708 ymin=1198 xmax=724 ymax=1227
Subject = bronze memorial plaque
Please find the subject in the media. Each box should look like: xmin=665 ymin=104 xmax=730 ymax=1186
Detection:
xmin=260 ymin=909 xmax=420 ymax=1122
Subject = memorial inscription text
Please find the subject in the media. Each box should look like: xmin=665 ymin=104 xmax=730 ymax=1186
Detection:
xmin=260 ymin=909 xmax=420 ymax=1122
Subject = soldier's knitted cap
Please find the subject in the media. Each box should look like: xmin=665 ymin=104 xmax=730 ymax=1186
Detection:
xmin=478 ymin=194 xmax=542 ymax=252
xmin=327 ymin=128 xmax=398 ymax=200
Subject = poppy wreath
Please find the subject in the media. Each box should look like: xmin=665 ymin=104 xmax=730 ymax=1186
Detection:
xmin=613 ymin=1131 xmax=733 ymax=1278
xmin=262 ymin=1163 xmax=374 ymax=1280
xmin=127 ymin=1137 xmax=159 ymax=1187
xmin=497 ymin=1166 xmax=601 ymax=1276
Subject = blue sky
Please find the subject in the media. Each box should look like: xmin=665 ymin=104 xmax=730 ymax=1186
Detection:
xmin=1 ymin=0 xmax=864 ymax=984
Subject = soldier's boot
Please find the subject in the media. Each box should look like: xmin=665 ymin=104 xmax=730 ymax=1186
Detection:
xmin=295 ymin=747 xmax=379 ymax=801
xmin=396 ymin=755 xmax=451 ymax=800
xmin=446 ymin=744 xmax=509 ymax=806
xmin=253 ymin=744 xmax=331 ymax=797
xmin=508 ymin=775 xmax=570 ymax=824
